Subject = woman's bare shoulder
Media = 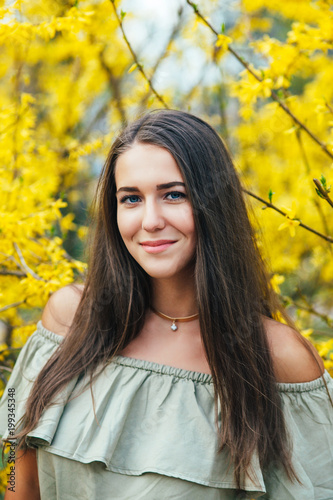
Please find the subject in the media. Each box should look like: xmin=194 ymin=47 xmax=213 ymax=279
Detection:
xmin=261 ymin=316 xmax=325 ymax=383
xmin=41 ymin=284 xmax=85 ymax=337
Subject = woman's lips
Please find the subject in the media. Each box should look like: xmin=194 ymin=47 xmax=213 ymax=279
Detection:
xmin=140 ymin=241 xmax=176 ymax=253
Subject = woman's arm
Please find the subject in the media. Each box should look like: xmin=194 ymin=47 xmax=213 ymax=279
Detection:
xmin=4 ymin=448 xmax=40 ymax=500
xmin=4 ymin=285 xmax=83 ymax=499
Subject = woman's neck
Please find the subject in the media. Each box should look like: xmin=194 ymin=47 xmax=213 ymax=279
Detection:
xmin=150 ymin=275 xmax=198 ymax=318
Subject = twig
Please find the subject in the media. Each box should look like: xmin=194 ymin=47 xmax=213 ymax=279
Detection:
xmin=186 ymin=0 xmax=333 ymax=161
xmin=78 ymin=96 xmax=110 ymax=144
xmin=13 ymin=243 xmax=45 ymax=281
xmin=99 ymin=50 xmax=127 ymax=125
xmin=313 ymin=178 xmax=333 ymax=208
xmin=293 ymin=287 xmax=333 ymax=328
xmin=0 ymin=365 xmax=13 ymax=373
xmin=243 ymin=189 xmax=333 ymax=243
xmin=27 ymin=237 xmax=86 ymax=280
xmin=0 ymin=300 xmax=26 ymax=313
xmin=289 ymin=300 xmax=333 ymax=328
xmin=153 ymin=7 xmax=184 ymax=75
xmin=140 ymin=8 xmax=184 ymax=108
xmin=109 ymin=0 xmax=169 ymax=109
xmin=325 ymin=102 xmax=333 ymax=115
xmin=296 ymin=130 xmax=332 ymax=248
xmin=0 ymin=270 xmax=26 ymax=277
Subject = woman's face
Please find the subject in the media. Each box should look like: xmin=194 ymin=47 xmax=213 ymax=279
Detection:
xmin=115 ymin=143 xmax=197 ymax=280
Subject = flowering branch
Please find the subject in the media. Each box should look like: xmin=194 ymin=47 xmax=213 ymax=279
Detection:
xmin=243 ymin=189 xmax=333 ymax=243
xmin=186 ymin=0 xmax=333 ymax=161
xmin=13 ymin=243 xmax=46 ymax=281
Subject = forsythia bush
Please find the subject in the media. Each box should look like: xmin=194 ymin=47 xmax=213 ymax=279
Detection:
xmin=0 ymin=0 xmax=332 ymax=494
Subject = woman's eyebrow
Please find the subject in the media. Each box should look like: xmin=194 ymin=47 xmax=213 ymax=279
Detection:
xmin=116 ymin=181 xmax=185 ymax=194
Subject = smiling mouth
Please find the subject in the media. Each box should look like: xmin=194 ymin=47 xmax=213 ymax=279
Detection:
xmin=140 ymin=241 xmax=177 ymax=253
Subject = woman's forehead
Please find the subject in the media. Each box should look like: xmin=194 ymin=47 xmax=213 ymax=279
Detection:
xmin=114 ymin=143 xmax=184 ymax=185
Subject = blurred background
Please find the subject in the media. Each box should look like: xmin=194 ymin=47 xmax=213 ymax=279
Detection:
xmin=0 ymin=0 xmax=333 ymax=491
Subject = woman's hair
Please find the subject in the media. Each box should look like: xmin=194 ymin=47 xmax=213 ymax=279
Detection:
xmin=4 ymin=109 xmax=323 ymax=487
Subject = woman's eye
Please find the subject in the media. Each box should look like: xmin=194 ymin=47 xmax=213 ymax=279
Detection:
xmin=166 ymin=191 xmax=186 ymax=200
xmin=119 ymin=195 xmax=140 ymax=204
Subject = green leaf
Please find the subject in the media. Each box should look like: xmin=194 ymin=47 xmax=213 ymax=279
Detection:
xmin=120 ymin=10 xmax=126 ymax=20
xmin=315 ymin=188 xmax=325 ymax=199
xmin=320 ymin=174 xmax=331 ymax=192
xmin=320 ymin=174 xmax=327 ymax=189
xmin=192 ymin=3 xmax=198 ymax=12
xmin=268 ymin=189 xmax=275 ymax=203
xmin=221 ymin=23 xmax=225 ymax=33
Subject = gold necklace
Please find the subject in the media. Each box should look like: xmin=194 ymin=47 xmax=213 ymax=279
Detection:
xmin=150 ymin=306 xmax=199 ymax=331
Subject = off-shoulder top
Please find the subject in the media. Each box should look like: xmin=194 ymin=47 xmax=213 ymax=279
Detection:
xmin=0 ymin=321 xmax=332 ymax=499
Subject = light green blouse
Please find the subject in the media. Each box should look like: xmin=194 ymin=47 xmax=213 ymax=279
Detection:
xmin=0 ymin=321 xmax=333 ymax=499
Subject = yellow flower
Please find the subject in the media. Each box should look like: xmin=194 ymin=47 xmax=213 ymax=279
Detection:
xmin=60 ymin=213 xmax=76 ymax=233
xmin=278 ymin=218 xmax=300 ymax=237
xmin=278 ymin=201 xmax=301 ymax=237
xmin=215 ymin=34 xmax=232 ymax=53
xmin=77 ymin=226 xmax=88 ymax=240
xmin=128 ymin=63 xmax=138 ymax=74
xmin=270 ymin=273 xmax=285 ymax=293
xmin=301 ymin=328 xmax=313 ymax=338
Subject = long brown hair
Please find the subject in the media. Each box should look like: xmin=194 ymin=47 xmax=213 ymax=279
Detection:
xmin=4 ymin=109 xmax=325 ymax=488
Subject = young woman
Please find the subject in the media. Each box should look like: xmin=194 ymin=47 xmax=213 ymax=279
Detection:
xmin=1 ymin=109 xmax=332 ymax=500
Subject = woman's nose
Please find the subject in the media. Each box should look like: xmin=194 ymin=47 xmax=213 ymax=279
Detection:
xmin=141 ymin=200 xmax=165 ymax=231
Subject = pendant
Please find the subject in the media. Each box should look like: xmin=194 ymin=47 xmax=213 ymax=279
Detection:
xmin=171 ymin=321 xmax=178 ymax=331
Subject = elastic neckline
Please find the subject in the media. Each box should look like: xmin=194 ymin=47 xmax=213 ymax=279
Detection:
xmin=37 ymin=320 xmax=64 ymax=345
xmin=36 ymin=321 xmax=331 ymax=390
xmin=276 ymin=369 xmax=332 ymax=393
xmin=112 ymin=355 xmax=213 ymax=383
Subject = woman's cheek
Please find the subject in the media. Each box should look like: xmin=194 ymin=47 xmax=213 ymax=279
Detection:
xmin=118 ymin=211 xmax=139 ymax=240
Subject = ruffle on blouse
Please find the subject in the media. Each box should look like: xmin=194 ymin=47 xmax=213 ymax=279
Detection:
xmin=0 ymin=321 xmax=333 ymax=499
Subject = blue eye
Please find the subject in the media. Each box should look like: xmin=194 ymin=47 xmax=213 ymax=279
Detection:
xmin=119 ymin=195 xmax=140 ymax=204
xmin=166 ymin=191 xmax=186 ymax=200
